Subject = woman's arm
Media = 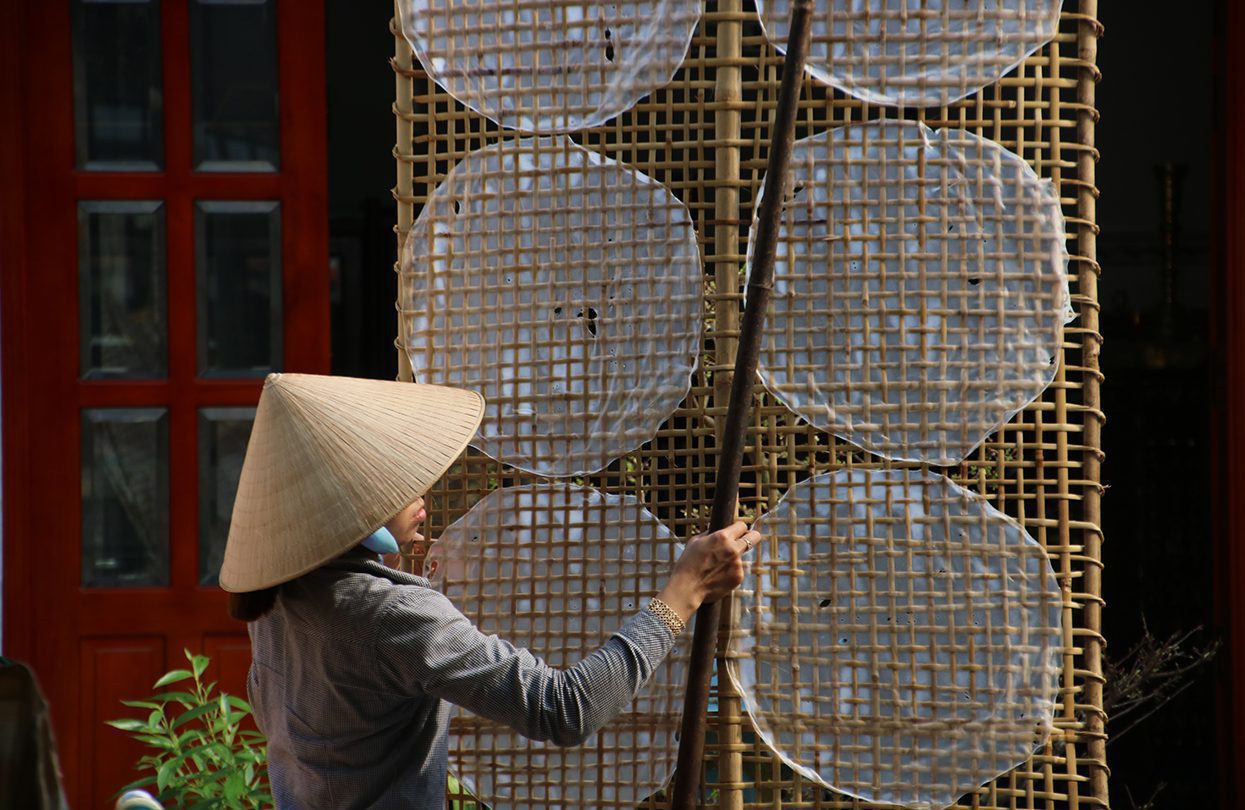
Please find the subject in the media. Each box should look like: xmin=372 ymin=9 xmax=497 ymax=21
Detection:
xmin=376 ymin=522 xmax=755 ymax=746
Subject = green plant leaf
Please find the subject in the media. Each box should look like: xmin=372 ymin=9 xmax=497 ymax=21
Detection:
xmin=223 ymin=772 xmax=246 ymax=803
xmin=224 ymin=695 xmax=253 ymax=712
xmin=112 ymin=651 xmax=272 ymax=808
xmin=133 ymin=733 xmax=177 ymax=750
xmin=173 ymin=702 xmax=218 ymax=729
xmin=121 ymin=699 xmax=163 ymax=710
xmin=152 ymin=690 xmax=198 ymax=707
xmin=156 ymin=756 xmax=183 ymax=792
xmin=175 ymin=726 xmax=207 ymax=749
xmin=153 ymin=669 xmax=194 ymax=689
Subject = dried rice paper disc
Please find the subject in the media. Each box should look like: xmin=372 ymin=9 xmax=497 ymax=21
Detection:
xmin=730 ymin=468 xmax=1062 ymax=810
xmin=750 ymin=120 xmax=1071 ymax=465
xmin=401 ymin=135 xmax=702 ymax=477
xmin=426 ymin=483 xmax=687 ymax=810
xmin=758 ymin=0 xmax=1063 ymax=107
xmin=398 ymin=0 xmax=701 ymax=132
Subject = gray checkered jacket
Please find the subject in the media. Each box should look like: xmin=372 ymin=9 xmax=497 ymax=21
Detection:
xmin=247 ymin=550 xmax=675 ymax=809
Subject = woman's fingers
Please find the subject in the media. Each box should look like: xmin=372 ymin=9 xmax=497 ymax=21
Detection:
xmin=708 ymin=522 xmax=759 ymax=554
xmin=706 ymin=524 xmax=754 ymax=596
xmin=663 ymin=521 xmax=760 ymax=609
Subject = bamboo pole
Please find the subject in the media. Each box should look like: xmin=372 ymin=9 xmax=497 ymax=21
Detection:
xmin=710 ymin=0 xmax=745 ymax=805
xmin=1074 ymin=1 xmax=1109 ymax=804
xmin=393 ymin=3 xmax=415 ymax=384
xmin=670 ymin=2 xmax=814 ymax=806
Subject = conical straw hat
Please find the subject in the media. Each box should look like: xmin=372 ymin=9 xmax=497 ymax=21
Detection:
xmin=219 ymin=373 xmax=485 ymax=592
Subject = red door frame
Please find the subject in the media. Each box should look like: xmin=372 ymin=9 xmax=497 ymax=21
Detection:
xmin=0 ymin=0 xmax=34 ymax=673
xmin=0 ymin=0 xmax=329 ymax=805
xmin=1213 ymin=0 xmax=1245 ymax=805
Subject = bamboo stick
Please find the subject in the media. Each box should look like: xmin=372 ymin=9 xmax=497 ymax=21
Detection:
xmin=670 ymin=2 xmax=814 ymax=806
xmin=393 ymin=4 xmax=415 ymax=384
xmin=710 ymin=0 xmax=745 ymax=805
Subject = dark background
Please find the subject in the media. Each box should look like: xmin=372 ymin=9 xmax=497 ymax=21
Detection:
xmin=326 ymin=2 xmax=403 ymax=381
xmin=1095 ymin=4 xmax=1219 ymax=807
xmin=324 ymin=4 xmax=1223 ymax=806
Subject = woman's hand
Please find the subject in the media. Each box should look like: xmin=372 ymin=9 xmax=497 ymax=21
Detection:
xmin=655 ymin=521 xmax=758 ymax=623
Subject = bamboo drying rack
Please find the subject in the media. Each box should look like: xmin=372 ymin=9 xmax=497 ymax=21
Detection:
xmin=391 ymin=2 xmax=1107 ymax=807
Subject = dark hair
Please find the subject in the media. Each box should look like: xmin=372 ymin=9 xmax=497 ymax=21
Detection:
xmin=228 ymin=587 xmax=280 ymax=622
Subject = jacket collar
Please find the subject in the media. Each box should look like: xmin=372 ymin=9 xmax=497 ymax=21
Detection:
xmin=323 ymin=546 xmax=432 ymax=588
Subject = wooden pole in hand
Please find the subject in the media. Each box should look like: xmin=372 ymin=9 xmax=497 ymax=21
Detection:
xmin=669 ymin=2 xmax=814 ymax=807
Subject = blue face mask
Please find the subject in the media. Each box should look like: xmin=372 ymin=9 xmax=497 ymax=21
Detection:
xmin=361 ymin=526 xmax=400 ymax=556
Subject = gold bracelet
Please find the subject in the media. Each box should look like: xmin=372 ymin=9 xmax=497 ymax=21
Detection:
xmin=646 ymin=597 xmax=686 ymax=637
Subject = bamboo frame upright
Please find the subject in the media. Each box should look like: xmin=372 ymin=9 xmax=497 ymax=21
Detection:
xmin=392 ymin=2 xmax=1107 ymax=807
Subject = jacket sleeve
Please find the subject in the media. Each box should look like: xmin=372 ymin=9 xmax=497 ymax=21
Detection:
xmin=375 ymin=584 xmax=676 ymax=747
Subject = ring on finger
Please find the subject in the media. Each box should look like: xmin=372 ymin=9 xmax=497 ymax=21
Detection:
xmin=743 ymin=534 xmax=755 ymax=552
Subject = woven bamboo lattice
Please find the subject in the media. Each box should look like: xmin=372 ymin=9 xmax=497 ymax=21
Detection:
xmin=392 ymin=1 xmax=1105 ymax=808
xmin=402 ymin=135 xmax=704 ymax=477
xmin=747 ymin=118 xmax=1073 ymax=465
xmin=754 ymin=0 xmax=1064 ymax=107
xmin=426 ymin=483 xmax=691 ymax=808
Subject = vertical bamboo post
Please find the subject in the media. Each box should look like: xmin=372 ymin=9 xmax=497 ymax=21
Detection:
xmin=712 ymin=0 xmax=745 ymax=807
xmin=1074 ymin=0 xmax=1109 ymax=804
xmin=670 ymin=3 xmax=813 ymax=807
xmin=393 ymin=3 xmax=415 ymax=384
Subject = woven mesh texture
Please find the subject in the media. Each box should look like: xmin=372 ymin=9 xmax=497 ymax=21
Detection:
xmin=395 ymin=1 xmax=1105 ymax=807
xmin=730 ymin=468 xmax=1062 ymax=809
xmin=757 ymin=0 xmax=1063 ymax=107
xmin=426 ymin=484 xmax=688 ymax=809
xmin=398 ymin=0 xmax=701 ymax=131
xmin=400 ymin=135 xmax=702 ymax=477
xmin=751 ymin=119 xmax=1071 ymax=464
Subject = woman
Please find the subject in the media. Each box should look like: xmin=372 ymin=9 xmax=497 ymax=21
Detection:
xmin=219 ymin=373 xmax=755 ymax=809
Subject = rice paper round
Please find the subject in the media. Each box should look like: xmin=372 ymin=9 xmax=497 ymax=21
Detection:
xmin=398 ymin=0 xmax=701 ymax=132
xmin=401 ymin=135 xmax=702 ymax=477
xmin=757 ymin=0 xmax=1063 ymax=108
xmin=426 ymin=483 xmax=687 ymax=810
xmin=729 ymin=467 xmax=1063 ymax=809
xmin=749 ymin=120 xmax=1072 ymax=465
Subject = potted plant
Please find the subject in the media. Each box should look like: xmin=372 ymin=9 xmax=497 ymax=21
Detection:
xmin=108 ymin=650 xmax=271 ymax=809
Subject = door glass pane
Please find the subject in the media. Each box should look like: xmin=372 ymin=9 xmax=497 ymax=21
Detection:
xmin=196 ymin=201 xmax=283 ymax=376
xmin=198 ymin=407 xmax=255 ymax=585
xmin=79 ymin=201 xmax=167 ymax=379
xmin=72 ymin=0 xmax=163 ymax=171
xmin=190 ymin=0 xmax=279 ymax=172
xmin=82 ymin=408 xmax=169 ymax=587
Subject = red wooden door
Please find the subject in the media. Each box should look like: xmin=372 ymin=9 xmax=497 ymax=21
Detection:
xmin=0 ymin=1 xmax=329 ymax=806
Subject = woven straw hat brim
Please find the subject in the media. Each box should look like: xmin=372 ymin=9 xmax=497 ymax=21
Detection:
xmin=219 ymin=374 xmax=484 ymax=593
